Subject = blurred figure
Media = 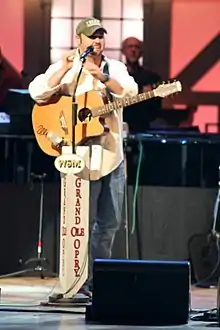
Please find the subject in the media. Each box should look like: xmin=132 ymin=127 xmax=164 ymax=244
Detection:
xmin=121 ymin=37 xmax=162 ymax=132
xmin=0 ymin=47 xmax=23 ymax=109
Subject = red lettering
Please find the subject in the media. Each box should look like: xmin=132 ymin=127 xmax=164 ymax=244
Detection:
xmin=72 ymin=180 xmax=83 ymax=278
xmin=74 ymin=250 xmax=79 ymax=259
xmin=75 ymin=178 xmax=81 ymax=188
xmin=75 ymin=207 xmax=80 ymax=216
xmin=73 ymin=268 xmax=80 ymax=277
xmin=74 ymin=260 xmax=80 ymax=268
xmin=73 ymin=240 xmax=80 ymax=277
xmin=76 ymin=188 xmax=82 ymax=198
xmin=71 ymin=227 xmax=85 ymax=237
xmin=75 ymin=216 xmax=81 ymax=225
xmin=75 ymin=198 xmax=81 ymax=207
xmin=71 ymin=227 xmax=76 ymax=237
xmin=73 ymin=239 xmax=80 ymax=249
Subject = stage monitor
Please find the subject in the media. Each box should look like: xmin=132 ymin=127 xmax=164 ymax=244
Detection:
xmin=87 ymin=259 xmax=190 ymax=325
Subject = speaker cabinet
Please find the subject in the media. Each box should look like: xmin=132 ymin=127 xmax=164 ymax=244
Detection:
xmin=86 ymin=259 xmax=190 ymax=325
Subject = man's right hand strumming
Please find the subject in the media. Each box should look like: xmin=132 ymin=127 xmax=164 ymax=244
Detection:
xmin=48 ymin=50 xmax=76 ymax=88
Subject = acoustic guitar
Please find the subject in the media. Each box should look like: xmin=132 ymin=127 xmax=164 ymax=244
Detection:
xmin=32 ymin=81 xmax=182 ymax=156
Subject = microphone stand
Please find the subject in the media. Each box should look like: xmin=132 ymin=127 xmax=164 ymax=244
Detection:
xmin=123 ymin=127 xmax=130 ymax=259
xmin=71 ymin=45 xmax=94 ymax=150
xmin=48 ymin=55 xmax=88 ymax=305
xmin=212 ymin=165 xmax=220 ymax=238
xmin=23 ymin=172 xmax=56 ymax=279
xmin=71 ymin=57 xmax=86 ymax=153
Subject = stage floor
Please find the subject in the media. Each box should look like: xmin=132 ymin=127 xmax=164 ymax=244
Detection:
xmin=0 ymin=277 xmax=218 ymax=329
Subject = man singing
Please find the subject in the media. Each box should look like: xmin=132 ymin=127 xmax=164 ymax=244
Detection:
xmin=29 ymin=17 xmax=138 ymax=299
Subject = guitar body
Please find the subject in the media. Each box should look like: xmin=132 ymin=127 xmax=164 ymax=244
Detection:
xmin=32 ymin=90 xmax=105 ymax=156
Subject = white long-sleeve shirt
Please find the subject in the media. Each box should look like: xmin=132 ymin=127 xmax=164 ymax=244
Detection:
xmin=29 ymin=52 xmax=138 ymax=180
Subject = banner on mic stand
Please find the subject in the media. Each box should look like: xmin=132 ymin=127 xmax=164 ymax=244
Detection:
xmin=57 ymin=146 xmax=90 ymax=298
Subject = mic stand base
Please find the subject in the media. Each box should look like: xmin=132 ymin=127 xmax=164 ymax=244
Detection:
xmin=22 ymin=257 xmax=57 ymax=279
xmin=41 ymin=293 xmax=90 ymax=307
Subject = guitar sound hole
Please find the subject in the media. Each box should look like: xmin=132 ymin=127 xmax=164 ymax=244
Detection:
xmin=78 ymin=108 xmax=92 ymax=123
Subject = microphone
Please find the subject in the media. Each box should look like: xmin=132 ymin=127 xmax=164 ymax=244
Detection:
xmin=79 ymin=45 xmax=94 ymax=61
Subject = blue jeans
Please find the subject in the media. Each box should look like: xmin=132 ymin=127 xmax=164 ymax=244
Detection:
xmin=86 ymin=161 xmax=125 ymax=288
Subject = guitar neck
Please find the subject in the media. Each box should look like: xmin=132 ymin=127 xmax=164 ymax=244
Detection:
xmin=91 ymin=90 xmax=155 ymax=117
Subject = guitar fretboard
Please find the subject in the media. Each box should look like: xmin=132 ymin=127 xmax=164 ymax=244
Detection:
xmin=91 ymin=90 xmax=155 ymax=117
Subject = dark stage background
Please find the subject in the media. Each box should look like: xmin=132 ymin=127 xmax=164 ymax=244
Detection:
xmin=0 ymin=184 xmax=216 ymax=275
xmin=0 ymin=135 xmax=218 ymax=275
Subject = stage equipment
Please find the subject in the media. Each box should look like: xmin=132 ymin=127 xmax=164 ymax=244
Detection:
xmin=24 ymin=172 xmax=53 ymax=278
xmin=86 ymin=259 xmax=190 ymax=325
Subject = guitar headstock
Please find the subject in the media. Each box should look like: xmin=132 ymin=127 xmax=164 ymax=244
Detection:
xmin=153 ymin=81 xmax=182 ymax=98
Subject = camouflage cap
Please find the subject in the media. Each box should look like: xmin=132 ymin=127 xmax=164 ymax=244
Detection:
xmin=76 ymin=17 xmax=107 ymax=37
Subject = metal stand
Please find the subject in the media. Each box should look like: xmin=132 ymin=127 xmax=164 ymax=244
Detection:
xmin=24 ymin=172 xmax=53 ymax=279
xmin=215 ymin=166 xmax=220 ymax=323
xmin=124 ymin=168 xmax=130 ymax=259
xmin=71 ymin=57 xmax=86 ymax=152
xmin=212 ymin=165 xmax=220 ymax=237
xmin=217 ymin=277 xmax=220 ymax=324
xmin=123 ymin=124 xmax=130 ymax=259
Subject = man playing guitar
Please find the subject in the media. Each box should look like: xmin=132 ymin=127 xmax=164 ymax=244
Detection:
xmin=29 ymin=17 xmax=138 ymax=299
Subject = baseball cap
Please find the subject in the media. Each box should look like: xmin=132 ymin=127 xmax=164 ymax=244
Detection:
xmin=76 ymin=17 xmax=107 ymax=37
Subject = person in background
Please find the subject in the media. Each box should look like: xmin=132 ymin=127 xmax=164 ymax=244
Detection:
xmin=121 ymin=37 xmax=162 ymax=132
